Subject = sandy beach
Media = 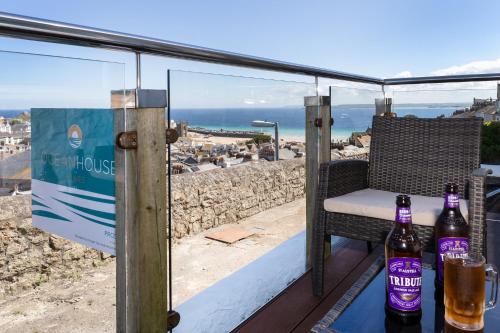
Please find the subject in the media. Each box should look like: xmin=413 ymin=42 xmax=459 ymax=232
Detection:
xmin=186 ymin=131 xmax=305 ymax=145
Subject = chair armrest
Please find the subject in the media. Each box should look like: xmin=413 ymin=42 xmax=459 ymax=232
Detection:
xmin=318 ymin=160 xmax=369 ymax=205
xmin=472 ymin=167 xmax=492 ymax=178
xmin=468 ymin=167 xmax=492 ymax=256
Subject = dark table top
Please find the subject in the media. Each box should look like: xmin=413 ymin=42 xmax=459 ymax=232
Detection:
xmin=330 ymin=267 xmax=500 ymax=333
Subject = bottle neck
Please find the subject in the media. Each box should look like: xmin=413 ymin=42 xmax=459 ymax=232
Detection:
xmin=444 ymin=192 xmax=460 ymax=210
xmin=395 ymin=205 xmax=412 ymax=226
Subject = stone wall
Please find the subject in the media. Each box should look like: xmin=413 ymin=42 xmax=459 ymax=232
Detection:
xmin=0 ymin=158 xmax=305 ymax=298
xmin=171 ymin=159 xmax=305 ymax=238
xmin=0 ymin=195 xmax=111 ymax=299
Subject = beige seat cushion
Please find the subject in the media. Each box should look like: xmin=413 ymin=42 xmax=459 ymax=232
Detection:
xmin=324 ymin=188 xmax=468 ymax=227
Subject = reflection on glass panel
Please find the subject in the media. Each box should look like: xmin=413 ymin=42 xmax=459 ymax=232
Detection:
xmin=392 ymin=84 xmax=500 ymax=215
xmin=393 ymin=87 xmax=498 ymax=118
xmin=0 ymin=50 xmax=125 ymax=190
xmin=0 ymin=49 xmax=124 ymax=332
xmin=329 ymin=86 xmax=384 ymax=161
xmin=169 ymin=70 xmax=315 ymax=333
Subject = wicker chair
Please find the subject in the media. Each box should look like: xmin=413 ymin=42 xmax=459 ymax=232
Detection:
xmin=312 ymin=116 xmax=491 ymax=296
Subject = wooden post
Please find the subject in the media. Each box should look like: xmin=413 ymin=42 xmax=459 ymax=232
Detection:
xmin=115 ymin=90 xmax=168 ymax=333
xmin=319 ymin=98 xmax=331 ymax=164
xmin=305 ymin=95 xmax=331 ymax=268
xmin=318 ymin=96 xmax=331 ymax=258
xmin=305 ymin=97 xmax=319 ymax=268
xmin=136 ymin=107 xmax=167 ymax=333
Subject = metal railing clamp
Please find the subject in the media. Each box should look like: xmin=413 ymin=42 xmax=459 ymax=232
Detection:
xmin=314 ymin=117 xmax=333 ymax=128
xmin=166 ymin=128 xmax=179 ymax=144
xmin=116 ymin=128 xmax=178 ymax=149
xmin=116 ymin=131 xmax=137 ymax=149
xmin=167 ymin=310 xmax=181 ymax=330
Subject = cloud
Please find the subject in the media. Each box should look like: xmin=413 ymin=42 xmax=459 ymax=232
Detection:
xmin=431 ymin=58 xmax=500 ymax=76
xmin=388 ymin=59 xmax=500 ymax=96
xmin=394 ymin=71 xmax=413 ymax=78
xmin=243 ymin=99 xmax=256 ymax=105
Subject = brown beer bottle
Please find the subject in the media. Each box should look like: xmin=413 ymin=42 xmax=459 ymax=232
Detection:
xmin=434 ymin=183 xmax=469 ymax=300
xmin=385 ymin=195 xmax=422 ymax=325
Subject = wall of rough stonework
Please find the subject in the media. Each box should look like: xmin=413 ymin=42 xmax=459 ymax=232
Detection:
xmin=0 ymin=159 xmax=305 ymax=298
xmin=171 ymin=159 xmax=305 ymax=238
xmin=0 ymin=195 xmax=112 ymax=299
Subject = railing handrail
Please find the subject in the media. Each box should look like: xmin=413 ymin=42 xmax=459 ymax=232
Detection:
xmin=0 ymin=11 xmax=500 ymax=86
xmin=0 ymin=12 xmax=383 ymax=85
xmin=384 ymin=73 xmax=500 ymax=85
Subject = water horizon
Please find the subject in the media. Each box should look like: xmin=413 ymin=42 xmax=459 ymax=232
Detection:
xmin=172 ymin=104 xmax=467 ymax=141
xmin=0 ymin=104 xmax=470 ymax=142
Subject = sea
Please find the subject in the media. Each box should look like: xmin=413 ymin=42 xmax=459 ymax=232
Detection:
xmin=0 ymin=110 xmax=29 ymax=119
xmin=171 ymin=104 xmax=468 ymax=142
xmin=0 ymin=105 xmax=468 ymax=142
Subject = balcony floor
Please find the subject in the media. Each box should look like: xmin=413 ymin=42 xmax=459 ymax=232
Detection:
xmin=233 ymin=212 xmax=500 ymax=333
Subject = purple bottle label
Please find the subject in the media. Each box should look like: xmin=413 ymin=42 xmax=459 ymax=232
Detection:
xmin=396 ymin=207 xmax=412 ymax=224
xmin=387 ymin=257 xmax=422 ymax=311
xmin=437 ymin=237 xmax=469 ymax=283
xmin=445 ymin=193 xmax=459 ymax=209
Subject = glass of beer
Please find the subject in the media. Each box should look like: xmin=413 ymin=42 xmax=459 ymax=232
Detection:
xmin=444 ymin=253 xmax=498 ymax=330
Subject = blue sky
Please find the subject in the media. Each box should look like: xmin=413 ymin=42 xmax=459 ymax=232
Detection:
xmin=1 ymin=0 xmax=500 ymax=107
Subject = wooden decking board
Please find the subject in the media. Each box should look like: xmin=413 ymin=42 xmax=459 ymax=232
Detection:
xmin=488 ymin=212 xmax=500 ymax=222
xmin=290 ymin=246 xmax=383 ymax=333
xmin=487 ymin=217 xmax=500 ymax=268
xmin=231 ymin=240 xmax=371 ymax=333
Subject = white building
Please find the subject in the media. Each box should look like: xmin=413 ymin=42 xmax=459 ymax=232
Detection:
xmin=0 ymin=121 xmax=12 ymax=134
xmin=0 ymin=136 xmax=23 ymax=145
xmin=11 ymin=122 xmax=31 ymax=135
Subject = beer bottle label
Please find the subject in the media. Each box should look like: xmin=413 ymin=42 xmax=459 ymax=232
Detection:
xmin=387 ymin=257 xmax=422 ymax=311
xmin=395 ymin=207 xmax=412 ymax=224
xmin=445 ymin=193 xmax=460 ymax=209
xmin=437 ymin=237 xmax=469 ymax=283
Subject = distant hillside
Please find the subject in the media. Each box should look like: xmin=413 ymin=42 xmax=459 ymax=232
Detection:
xmin=334 ymin=103 xmax=469 ymax=108
xmin=0 ymin=110 xmax=30 ymax=118
xmin=452 ymin=105 xmax=497 ymax=119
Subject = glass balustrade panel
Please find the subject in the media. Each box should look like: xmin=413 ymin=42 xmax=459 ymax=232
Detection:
xmin=392 ymin=83 xmax=500 ymax=217
xmin=329 ymin=85 xmax=384 ymax=161
xmin=168 ymin=69 xmax=315 ymax=333
xmin=0 ymin=49 xmax=125 ymax=332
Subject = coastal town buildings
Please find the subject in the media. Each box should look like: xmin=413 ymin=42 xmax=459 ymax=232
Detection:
xmin=11 ymin=122 xmax=31 ymax=136
xmin=0 ymin=118 xmax=11 ymax=134
xmin=453 ymin=94 xmax=500 ymax=121
xmin=0 ymin=114 xmax=32 ymax=197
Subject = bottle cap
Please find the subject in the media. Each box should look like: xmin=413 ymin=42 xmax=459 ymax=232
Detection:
xmin=396 ymin=194 xmax=411 ymax=206
xmin=445 ymin=182 xmax=459 ymax=193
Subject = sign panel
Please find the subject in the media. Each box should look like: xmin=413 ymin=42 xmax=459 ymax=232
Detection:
xmin=31 ymin=109 xmax=115 ymax=254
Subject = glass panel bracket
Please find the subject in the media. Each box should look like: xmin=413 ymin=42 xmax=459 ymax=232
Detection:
xmin=314 ymin=117 xmax=334 ymax=128
xmin=116 ymin=128 xmax=178 ymax=149
xmin=114 ymin=89 xmax=178 ymax=149
xmin=167 ymin=310 xmax=181 ymax=330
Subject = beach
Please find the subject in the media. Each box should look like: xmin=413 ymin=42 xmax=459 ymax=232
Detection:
xmin=172 ymin=105 xmax=463 ymax=144
xmin=187 ymin=130 xmax=305 ymax=145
